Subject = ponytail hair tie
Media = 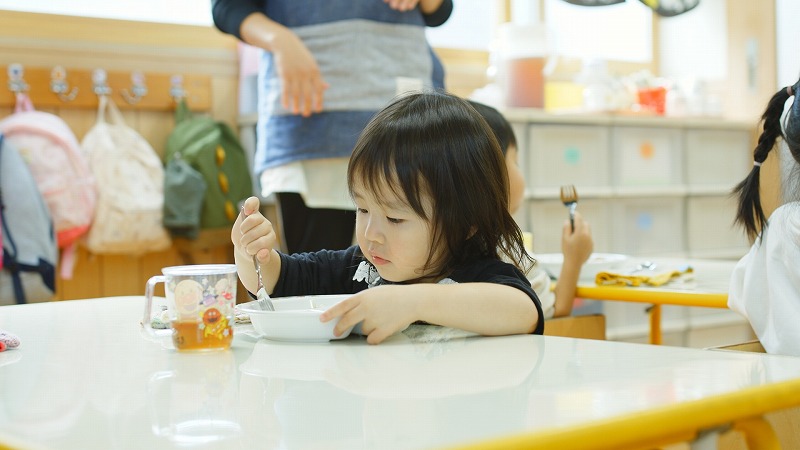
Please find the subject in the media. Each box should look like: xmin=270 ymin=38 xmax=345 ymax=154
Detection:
xmin=754 ymin=161 xmax=763 ymax=167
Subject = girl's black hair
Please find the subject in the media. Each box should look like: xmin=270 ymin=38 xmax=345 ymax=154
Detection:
xmin=467 ymin=100 xmax=518 ymax=155
xmin=733 ymin=79 xmax=800 ymax=241
xmin=348 ymin=91 xmax=533 ymax=278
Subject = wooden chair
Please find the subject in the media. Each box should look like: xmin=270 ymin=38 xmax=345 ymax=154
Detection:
xmin=708 ymin=339 xmax=800 ymax=450
xmin=711 ymin=339 xmax=766 ymax=353
xmin=544 ymin=314 xmax=606 ymax=340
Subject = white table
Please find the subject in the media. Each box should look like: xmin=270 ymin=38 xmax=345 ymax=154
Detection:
xmin=1 ymin=296 xmax=800 ymax=450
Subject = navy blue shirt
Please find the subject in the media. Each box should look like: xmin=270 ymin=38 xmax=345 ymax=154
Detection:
xmin=271 ymin=245 xmax=545 ymax=335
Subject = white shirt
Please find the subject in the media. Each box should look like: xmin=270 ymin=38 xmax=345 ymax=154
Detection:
xmin=728 ymin=202 xmax=800 ymax=356
xmin=528 ymin=262 xmax=556 ymax=320
xmin=260 ymin=158 xmax=353 ymax=210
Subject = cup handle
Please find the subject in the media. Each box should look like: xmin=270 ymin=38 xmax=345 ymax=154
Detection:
xmin=143 ymin=275 xmax=167 ymax=334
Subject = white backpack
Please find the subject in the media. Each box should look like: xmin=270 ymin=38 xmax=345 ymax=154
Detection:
xmin=81 ymin=95 xmax=171 ymax=254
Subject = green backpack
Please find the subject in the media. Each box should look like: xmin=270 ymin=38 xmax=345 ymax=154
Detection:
xmin=165 ymin=100 xmax=253 ymax=235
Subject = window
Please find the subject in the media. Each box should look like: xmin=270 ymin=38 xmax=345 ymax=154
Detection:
xmin=0 ymin=0 xmax=213 ymax=26
xmin=425 ymin=0 xmax=498 ymax=50
xmin=543 ymin=0 xmax=652 ymax=63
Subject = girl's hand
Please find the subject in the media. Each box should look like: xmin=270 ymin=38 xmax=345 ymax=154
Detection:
xmin=561 ymin=211 xmax=594 ymax=267
xmin=270 ymin=27 xmax=329 ymax=117
xmin=383 ymin=0 xmax=420 ymax=12
xmin=231 ymin=196 xmax=278 ymax=264
xmin=320 ymin=286 xmax=417 ymax=344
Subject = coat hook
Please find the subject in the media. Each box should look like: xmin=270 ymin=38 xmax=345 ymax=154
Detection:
xmin=169 ymin=74 xmax=186 ymax=102
xmin=50 ymin=66 xmax=79 ymax=102
xmin=7 ymin=63 xmax=29 ymax=94
xmin=121 ymin=70 xmax=148 ymax=104
xmin=92 ymin=68 xmax=111 ymax=96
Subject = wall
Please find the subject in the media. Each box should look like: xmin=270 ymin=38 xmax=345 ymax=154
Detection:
xmin=0 ymin=11 xmax=247 ymax=301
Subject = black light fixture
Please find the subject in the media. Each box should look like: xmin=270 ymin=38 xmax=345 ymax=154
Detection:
xmin=561 ymin=0 xmax=700 ymax=17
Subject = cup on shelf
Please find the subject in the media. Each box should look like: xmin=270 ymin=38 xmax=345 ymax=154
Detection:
xmin=636 ymin=86 xmax=667 ymax=115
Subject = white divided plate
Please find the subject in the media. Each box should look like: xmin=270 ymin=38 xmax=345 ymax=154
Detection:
xmin=534 ymin=252 xmax=629 ymax=282
xmin=237 ymin=294 xmax=354 ymax=343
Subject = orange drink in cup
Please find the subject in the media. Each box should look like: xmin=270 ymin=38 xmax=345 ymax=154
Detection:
xmin=144 ymin=264 xmax=238 ymax=351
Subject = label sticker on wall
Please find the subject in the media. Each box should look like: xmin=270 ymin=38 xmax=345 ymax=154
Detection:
xmin=636 ymin=212 xmax=653 ymax=231
xmin=639 ymin=141 xmax=654 ymax=159
xmin=563 ymin=146 xmax=581 ymax=165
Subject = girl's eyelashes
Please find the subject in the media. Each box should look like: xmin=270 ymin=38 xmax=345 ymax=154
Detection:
xmin=356 ymin=205 xmax=403 ymax=223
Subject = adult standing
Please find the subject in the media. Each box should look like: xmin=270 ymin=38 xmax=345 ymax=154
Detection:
xmin=212 ymin=0 xmax=453 ymax=253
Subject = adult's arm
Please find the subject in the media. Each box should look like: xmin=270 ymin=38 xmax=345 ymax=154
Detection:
xmin=211 ymin=0 xmax=326 ymax=116
xmin=421 ymin=0 xmax=452 ymax=27
xmin=210 ymin=0 xmax=262 ymax=40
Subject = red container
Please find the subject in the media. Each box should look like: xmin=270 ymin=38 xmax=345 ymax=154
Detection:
xmin=637 ymin=87 xmax=667 ymax=115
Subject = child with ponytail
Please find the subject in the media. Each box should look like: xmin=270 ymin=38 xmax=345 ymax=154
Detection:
xmin=729 ymin=77 xmax=800 ymax=356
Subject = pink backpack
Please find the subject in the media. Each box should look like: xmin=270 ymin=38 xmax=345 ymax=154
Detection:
xmin=0 ymin=93 xmax=97 ymax=279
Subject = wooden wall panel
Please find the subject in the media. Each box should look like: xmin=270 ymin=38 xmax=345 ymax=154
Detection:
xmin=57 ymin=249 xmax=103 ymax=300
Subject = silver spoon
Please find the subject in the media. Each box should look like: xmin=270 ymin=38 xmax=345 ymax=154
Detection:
xmin=633 ymin=261 xmax=657 ymax=273
xmin=253 ymin=255 xmax=275 ymax=311
xmin=240 ymin=205 xmax=275 ymax=311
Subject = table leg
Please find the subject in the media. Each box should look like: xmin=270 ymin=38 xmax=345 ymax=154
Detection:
xmin=649 ymin=304 xmax=662 ymax=345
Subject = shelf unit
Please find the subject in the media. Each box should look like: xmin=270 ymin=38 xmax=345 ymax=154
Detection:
xmin=504 ymin=109 xmax=757 ymax=345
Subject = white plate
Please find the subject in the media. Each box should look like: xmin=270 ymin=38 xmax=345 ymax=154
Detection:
xmin=534 ymin=252 xmax=628 ymax=282
xmin=237 ymin=294 xmax=354 ymax=342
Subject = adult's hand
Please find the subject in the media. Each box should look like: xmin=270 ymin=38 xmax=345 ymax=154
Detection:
xmin=240 ymin=12 xmax=328 ymax=117
xmin=384 ymin=0 xmax=444 ymax=14
xmin=383 ymin=0 xmax=420 ymax=12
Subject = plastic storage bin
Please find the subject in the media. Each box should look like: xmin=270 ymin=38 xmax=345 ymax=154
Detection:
xmin=685 ymin=128 xmax=751 ymax=191
xmin=611 ymin=196 xmax=686 ymax=256
xmin=612 ymin=127 xmax=683 ymax=188
xmin=527 ymin=124 xmax=611 ymax=191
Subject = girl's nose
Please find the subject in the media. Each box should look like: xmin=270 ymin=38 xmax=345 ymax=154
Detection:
xmin=363 ymin=217 xmax=384 ymax=244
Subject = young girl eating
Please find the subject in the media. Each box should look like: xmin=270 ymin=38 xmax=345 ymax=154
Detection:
xmin=232 ymin=91 xmax=543 ymax=344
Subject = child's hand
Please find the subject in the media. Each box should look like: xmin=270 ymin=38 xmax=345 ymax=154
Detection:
xmin=231 ymin=196 xmax=278 ymax=264
xmin=562 ymin=211 xmax=594 ymax=267
xmin=319 ymin=286 xmax=416 ymax=344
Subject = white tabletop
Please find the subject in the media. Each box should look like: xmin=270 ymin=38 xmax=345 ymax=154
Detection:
xmin=2 ymin=296 xmax=800 ymax=450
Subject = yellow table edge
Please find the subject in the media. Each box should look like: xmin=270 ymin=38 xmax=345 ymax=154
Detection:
xmin=573 ymin=285 xmax=729 ymax=345
xmin=575 ymin=285 xmax=728 ymax=309
xmin=446 ymin=377 xmax=800 ymax=450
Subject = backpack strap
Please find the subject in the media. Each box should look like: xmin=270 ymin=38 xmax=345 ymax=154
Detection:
xmin=97 ymin=95 xmax=128 ymax=126
xmin=175 ymin=98 xmax=192 ymax=124
xmin=14 ymin=92 xmax=34 ymax=113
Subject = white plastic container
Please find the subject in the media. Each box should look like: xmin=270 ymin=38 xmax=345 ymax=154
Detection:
xmin=492 ymin=23 xmax=550 ymax=108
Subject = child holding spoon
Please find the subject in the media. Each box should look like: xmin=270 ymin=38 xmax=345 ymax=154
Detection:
xmin=232 ymin=91 xmax=543 ymax=344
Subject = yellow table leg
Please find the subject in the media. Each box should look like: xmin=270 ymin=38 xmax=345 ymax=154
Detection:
xmin=649 ymin=304 xmax=662 ymax=345
xmin=732 ymin=416 xmax=781 ymax=450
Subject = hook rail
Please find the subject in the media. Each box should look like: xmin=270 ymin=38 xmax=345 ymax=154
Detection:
xmin=0 ymin=64 xmax=211 ymax=111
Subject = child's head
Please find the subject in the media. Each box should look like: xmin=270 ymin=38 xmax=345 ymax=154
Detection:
xmin=734 ymin=78 xmax=800 ymax=240
xmin=467 ymin=101 xmax=525 ymax=214
xmin=347 ymin=91 xmax=531 ymax=282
